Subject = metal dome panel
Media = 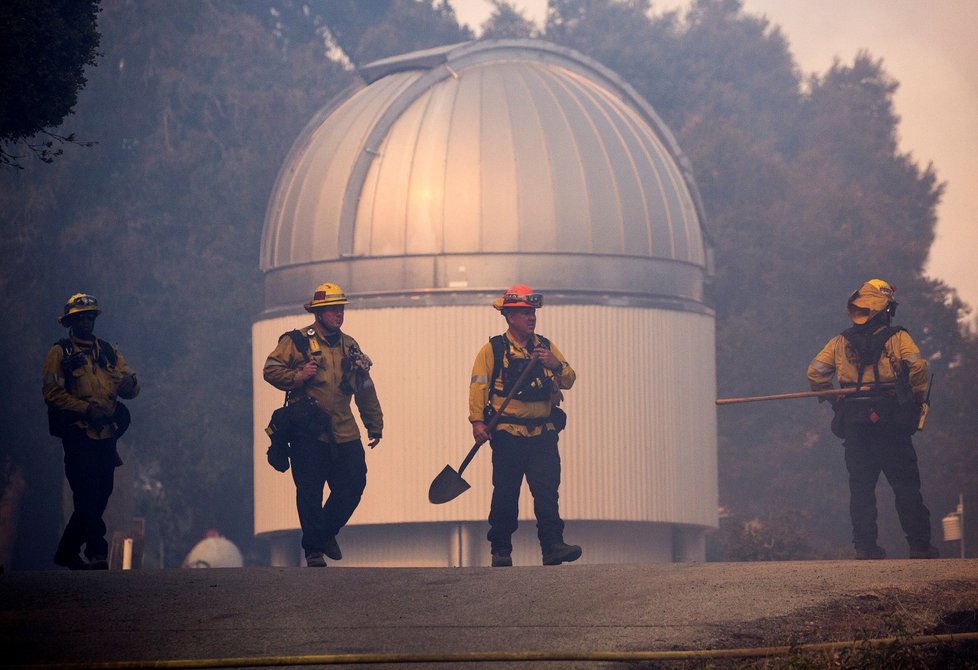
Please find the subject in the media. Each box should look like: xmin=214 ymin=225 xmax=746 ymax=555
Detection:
xmin=260 ymin=40 xmax=710 ymax=314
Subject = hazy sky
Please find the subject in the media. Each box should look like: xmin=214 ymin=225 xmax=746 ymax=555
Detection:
xmin=452 ymin=0 xmax=978 ymax=315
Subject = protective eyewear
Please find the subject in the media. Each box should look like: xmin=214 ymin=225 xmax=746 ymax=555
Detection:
xmin=503 ymin=292 xmax=543 ymax=308
xmin=70 ymin=294 xmax=99 ymax=307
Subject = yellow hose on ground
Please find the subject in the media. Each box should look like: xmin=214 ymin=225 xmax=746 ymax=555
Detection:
xmin=20 ymin=631 xmax=978 ymax=668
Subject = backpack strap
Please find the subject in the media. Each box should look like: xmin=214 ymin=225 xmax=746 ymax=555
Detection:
xmin=56 ymin=339 xmax=75 ymax=392
xmin=281 ymin=329 xmax=324 ymax=405
xmin=488 ymin=335 xmax=505 ymax=401
xmin=487 ymin=333 xmax=552 ymax=401
xmin=841 ymin=325 xmax=905 ymax=391
xmin=96 ymin=338 xmax=118 ymax=368
xmin=284 ymin=329 xmax=310 ymax=355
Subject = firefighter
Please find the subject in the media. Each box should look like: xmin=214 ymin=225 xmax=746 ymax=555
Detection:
xmin=807 ymin=279 xmax=938 ymax=560
xmin=263 ymin=282 xmax=383 ymax=567
xmin=469 ymin=285 xmax=581 ymax=567
xmin=43 ymin=293 xmax=140 ymax=570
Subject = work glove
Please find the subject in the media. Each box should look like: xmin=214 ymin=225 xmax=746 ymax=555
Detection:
xmin=118 ymin=373 xmax=138 ymax=397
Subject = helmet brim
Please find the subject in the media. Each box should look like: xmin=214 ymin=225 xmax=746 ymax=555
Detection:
xmin=304 ymin=299 xmax=349 ymax=312
xmin=846 ymin=283 xmax=896 ymax=325
xmin=58 ymin=307 xmax=101 ymax=325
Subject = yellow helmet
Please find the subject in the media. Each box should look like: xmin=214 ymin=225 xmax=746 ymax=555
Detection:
xmin=492 ymin=284 xmax=543 ymax=311
xmin=847 ymin=279 xmax=897 ymax=324
xmin=304 ymin=282 xmax=349 ymax=312
xmin=58 ymin=293 xmax=101 ymax=325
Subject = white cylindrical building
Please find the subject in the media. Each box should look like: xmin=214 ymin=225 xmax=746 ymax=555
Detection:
xmin=253 ymin=40 xmax=718 ymax=567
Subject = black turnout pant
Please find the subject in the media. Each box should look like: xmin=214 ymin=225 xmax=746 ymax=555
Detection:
xmin=56 ymin=434 xmax=117 ymax=562
xmin=487 ymin=428 xmax=565 ymax=553
xmin=289 ymin=437 xmax=367 ymax=555
xmin=842 ymin=422 xmax=931 ymax=549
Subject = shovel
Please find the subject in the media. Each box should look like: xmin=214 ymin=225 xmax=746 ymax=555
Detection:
xmin=428 ymin=358 xmax=540 ymax=504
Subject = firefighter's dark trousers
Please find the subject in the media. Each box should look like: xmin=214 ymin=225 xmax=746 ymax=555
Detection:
xmin=56 ymin=434 xmax=117 ymax=562
xmin=843 ymin=422 xmax=931 ymax=550
xmin=487 ymin=429 xmax=565 ymax=552
xmin=289 ymin=437 xmax=367 ymax=555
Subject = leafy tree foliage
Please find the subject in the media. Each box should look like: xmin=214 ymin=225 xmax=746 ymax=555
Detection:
xmin=354 ymin=0 xmax=472 ymax=64
xmin=481 ymin=1 xmax=538 ymax=39
xmin=310 ymin=0 xmax=394 ymax=62
xmin=318 ymin=0 xmax=473 ymax=67
xmin=0 ymin=0 xmax=101 ymax=167
xmin=547 ymin=0 xmax=682 ymax=100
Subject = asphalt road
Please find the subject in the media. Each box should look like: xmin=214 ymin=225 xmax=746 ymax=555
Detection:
xmin=2 ymin=559 xmax=977 ymax=668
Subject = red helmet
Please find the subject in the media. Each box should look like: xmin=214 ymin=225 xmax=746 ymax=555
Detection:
xmin=492 ymin=284 xmax=543 ymax=311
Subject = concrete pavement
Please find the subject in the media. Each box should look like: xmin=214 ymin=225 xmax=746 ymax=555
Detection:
xmin=2 ymin=560 xmax=977 ymax=668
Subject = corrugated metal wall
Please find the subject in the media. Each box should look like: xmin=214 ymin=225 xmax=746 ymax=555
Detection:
xmin=253 ymin=303 xmax=717 ymax=565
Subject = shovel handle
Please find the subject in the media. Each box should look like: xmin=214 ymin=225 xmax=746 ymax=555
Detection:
xmin=458 ymin=357 xmax=541 ymax=476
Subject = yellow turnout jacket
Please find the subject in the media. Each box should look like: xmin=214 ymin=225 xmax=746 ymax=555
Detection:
xmin=807 ymin=326 xmax=928 ymax=401
xmin=263 ymin=323 xmax=383 ymax=443
xmin=42 ymin=335 xmax=140 ymax=440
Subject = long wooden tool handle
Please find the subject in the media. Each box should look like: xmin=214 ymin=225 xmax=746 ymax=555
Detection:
xmin=458 ymin=358 xmax=541 ymax=475
xmin=716 ymin=384 xmax=893 ymax=406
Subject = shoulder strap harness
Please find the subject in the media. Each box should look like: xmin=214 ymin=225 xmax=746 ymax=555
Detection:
xmin=279 ymin=329 xmax=323 ymax=406
xmin=56 ymin=338 xmax=118 ymax=393
xmin=840 ymin=325 xmax=905 ymax=391
xmin=488 ymin=333 xmax=552 ymax=403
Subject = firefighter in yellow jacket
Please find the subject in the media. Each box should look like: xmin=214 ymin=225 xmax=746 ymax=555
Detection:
xmin=469 ymin=285 xmax=580 ymax=567
xmin=263 ymin=282 xmax=383 ymax=567
xmin=807 ymin=279 xmax=938 ymax=560
xmin=43 ymin=293 xmax=140 ymax=570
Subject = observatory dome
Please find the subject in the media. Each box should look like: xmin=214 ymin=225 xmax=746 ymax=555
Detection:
xmin=254 ymin=39 xmax=717 ymax=567
xmin=261 ymin=39 xmax=710 ymax=314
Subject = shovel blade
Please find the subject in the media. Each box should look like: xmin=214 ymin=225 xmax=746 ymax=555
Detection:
xmin=428 ymin=464 xmax=471 ymax=504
